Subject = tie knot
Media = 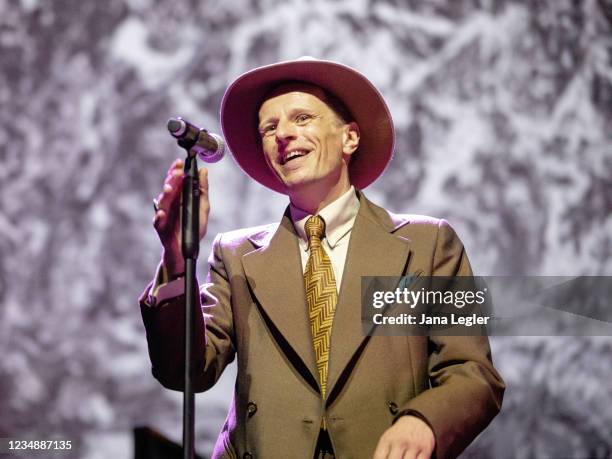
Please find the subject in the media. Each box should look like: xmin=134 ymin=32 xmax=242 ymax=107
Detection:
xmin=305 ymin=215 xmax=326 ymax=242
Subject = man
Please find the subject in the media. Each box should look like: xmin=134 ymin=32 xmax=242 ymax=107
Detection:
xmin=140 ymin=57 xmax=505 ymax=459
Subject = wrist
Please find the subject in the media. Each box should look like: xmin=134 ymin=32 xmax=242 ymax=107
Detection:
xmin=162 ymin=249 xmax=185 ymax=278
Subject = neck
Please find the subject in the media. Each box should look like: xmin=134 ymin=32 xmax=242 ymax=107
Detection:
xmin=288 ymin=175 xmax=351 ymax=215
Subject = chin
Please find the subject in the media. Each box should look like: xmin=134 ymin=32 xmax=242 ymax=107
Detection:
xmin=288 ymin=176 xmax=329 ymax=193
xmin=277 ymin=172 xmax=317 ymax=190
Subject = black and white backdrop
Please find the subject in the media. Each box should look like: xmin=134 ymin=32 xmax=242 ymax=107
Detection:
xmin=1 ymin=0 xmax=611 ymax=457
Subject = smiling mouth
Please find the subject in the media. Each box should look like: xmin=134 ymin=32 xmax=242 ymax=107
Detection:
xmin=281 ymin=149 xmax=310 ymax=165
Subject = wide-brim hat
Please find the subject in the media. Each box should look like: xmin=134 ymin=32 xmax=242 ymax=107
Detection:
xmin=220 ymin=57 xmax=395 ymax=194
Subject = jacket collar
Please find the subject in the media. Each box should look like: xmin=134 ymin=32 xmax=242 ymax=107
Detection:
xmin=246 ymin=191 xmax=410 ymax=249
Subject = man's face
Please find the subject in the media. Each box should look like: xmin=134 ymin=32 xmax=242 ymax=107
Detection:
xmin=258 ymin=84 xmax=359 ymax=196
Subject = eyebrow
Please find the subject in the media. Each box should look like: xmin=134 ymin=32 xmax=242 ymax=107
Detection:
xmin=258 ymin=107 xmax=318 ymax=129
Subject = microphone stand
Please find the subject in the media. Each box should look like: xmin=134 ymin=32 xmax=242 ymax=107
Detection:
xmin=176 ymin=136 xmax=200 ymax=459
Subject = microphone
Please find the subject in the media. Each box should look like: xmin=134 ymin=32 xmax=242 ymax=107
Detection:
xmin=167 ymin=117 xmax=225 ymax=163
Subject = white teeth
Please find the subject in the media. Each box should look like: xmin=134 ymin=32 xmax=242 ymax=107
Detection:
xmin=285 ymin=150 xmax=307 ymax=162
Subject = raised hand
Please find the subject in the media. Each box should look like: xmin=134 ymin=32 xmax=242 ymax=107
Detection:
xmin=152 ymin=158 xmax=210 ymax=276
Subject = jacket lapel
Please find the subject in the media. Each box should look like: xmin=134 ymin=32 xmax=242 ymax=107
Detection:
xmin=242 ymin=210 xmax=319 ymax=389
xmin=326 ymin=194 xmax=412 ymax=402
xmin=240 ymin=194 xmax=413 ymax=399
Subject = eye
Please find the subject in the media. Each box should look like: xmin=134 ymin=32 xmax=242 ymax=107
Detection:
xmin=295 ymin=113 xmax=312 ymax=123
xmin=260 ymin=123 xmax=277 ymax=137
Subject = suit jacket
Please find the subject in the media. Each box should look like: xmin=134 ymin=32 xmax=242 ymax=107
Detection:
xmin=140 ymin=192 xmax=505 ymax=459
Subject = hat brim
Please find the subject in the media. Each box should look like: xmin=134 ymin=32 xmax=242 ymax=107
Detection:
xmin=220 ymin=58 xmax=394 ymax=194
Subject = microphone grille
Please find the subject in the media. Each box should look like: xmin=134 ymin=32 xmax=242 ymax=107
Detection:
xmin=198 ymin=133 xmax=225 ymax=163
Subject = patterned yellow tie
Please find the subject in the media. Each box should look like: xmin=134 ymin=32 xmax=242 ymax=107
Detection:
xmin=304 ymin=215 xmax=338 ymax=401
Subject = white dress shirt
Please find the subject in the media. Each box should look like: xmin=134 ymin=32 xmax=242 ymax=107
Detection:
xmin=290 ymin=186 xmax=360 ymax=292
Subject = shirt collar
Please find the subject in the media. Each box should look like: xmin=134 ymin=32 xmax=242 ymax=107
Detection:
xmin=290 ymin=186 xmax=360 ymax=249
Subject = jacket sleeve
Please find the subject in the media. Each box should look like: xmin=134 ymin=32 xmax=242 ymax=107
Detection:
xmin=139 ymin=233 xmax=236 ymax=392
xmin=396 ymin=219 xmax=505 ymax=459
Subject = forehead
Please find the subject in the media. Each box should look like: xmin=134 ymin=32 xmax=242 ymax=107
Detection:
xmin=258 ymin=83 xmax=331 ymax=119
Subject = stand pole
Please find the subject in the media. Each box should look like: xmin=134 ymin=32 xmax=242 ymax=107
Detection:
xmin=180 ymin=150 xmax=200 ymax=459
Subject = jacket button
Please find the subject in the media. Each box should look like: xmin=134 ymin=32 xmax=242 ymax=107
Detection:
xmin=247 ymin=402 xmax=258 ymax=417
xmin=388 ymin=401 xmax=399 ymax=415
xmin=243 ymin=453 xmax=253 ymax=459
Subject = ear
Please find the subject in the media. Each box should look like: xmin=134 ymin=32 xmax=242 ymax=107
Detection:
xmin=342 ymin=121 xmax=360 ymax=157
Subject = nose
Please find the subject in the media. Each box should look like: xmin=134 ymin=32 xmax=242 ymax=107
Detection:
xmin=275 ymin=118 xmax=297 ymax=147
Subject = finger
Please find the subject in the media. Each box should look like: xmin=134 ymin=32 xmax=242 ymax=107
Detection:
xmin=402 ymin=445 xmax=423 ymax=459
xmin=198 ymin=167 xmax=208 ymax=192
xmin=152 ymin=208 xmax=167 ymax=230
xmin=167 ymin=166 xmax=184 ymax=187
xmin=415 ymin=451 xmax=428 ymax=459
xmin=163 ymin=159 xmax=182 ymax=182
xmin=164 ymin=160 xmax=184 ymax=190
xmin=198 ymin=168 xmax=209 ymax=204
xmin=388 ymin=444 xmax=408 ymax=459
xmin=157 ymin=179 xmax=182 ymax=212
xmin=167 ymin=158 xmax=183 ymax=174
xmin=372 ymin=441 xmax=390 ymax=459
xmin=155 ymin=183 xmax=171 ymax=208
